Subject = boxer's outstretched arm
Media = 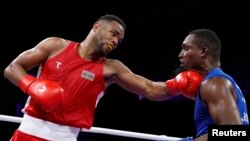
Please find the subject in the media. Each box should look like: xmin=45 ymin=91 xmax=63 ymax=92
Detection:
xmin=105 ymin=59 xmax=203 ymax=101
xmin=104 ymin=59 xmax=169 ymax=101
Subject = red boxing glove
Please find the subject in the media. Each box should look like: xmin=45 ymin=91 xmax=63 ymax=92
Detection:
xmin=165 ymin=70 xmax=203 ymax=99
xmin=19 ymin=74 xmax=64 ymax=112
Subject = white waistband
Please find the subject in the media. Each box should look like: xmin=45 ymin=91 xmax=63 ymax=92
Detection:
xmin=18 ymin=114 xmax=80 ymax=141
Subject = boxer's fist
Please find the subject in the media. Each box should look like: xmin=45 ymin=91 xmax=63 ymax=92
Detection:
xmin=19 ymin=74 xmax=64 ymax=112
xmin=165 ymin=70 xmax=203 ymax=99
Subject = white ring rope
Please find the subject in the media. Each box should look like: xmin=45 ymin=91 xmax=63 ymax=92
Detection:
xmin=0 ymin=114 xmax=183 ymax=141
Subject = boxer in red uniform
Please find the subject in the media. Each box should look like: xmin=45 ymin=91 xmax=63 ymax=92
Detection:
xmin=4 ymin=14 xmax=203 ymax=141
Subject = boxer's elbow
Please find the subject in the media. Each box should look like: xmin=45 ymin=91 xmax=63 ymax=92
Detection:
xmin=4 ymin=63 xmax=22 ymax=86
xmin=4 ymin=64 xmax=13 ymax=80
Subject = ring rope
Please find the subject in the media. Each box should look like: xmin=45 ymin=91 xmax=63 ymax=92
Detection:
xmin=0 ymin=114 xmax=183 ymax=141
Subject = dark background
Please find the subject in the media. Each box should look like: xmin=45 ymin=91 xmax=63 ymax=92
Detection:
xmin=1 ymin=1 xmax=250 ymax=141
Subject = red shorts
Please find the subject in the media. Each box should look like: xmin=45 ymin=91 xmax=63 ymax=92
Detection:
xmin=10 ymin=130 xmax=49 ymax=141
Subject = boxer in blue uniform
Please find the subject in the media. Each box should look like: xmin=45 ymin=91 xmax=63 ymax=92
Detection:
xmin=179 ymin=29 xmax=249 ymax=141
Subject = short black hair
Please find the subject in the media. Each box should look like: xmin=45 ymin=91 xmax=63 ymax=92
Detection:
xmin=96 ymin=14 xmax=126 ymax=31
xmin=189 ymin=28 xmax=221 ymax=59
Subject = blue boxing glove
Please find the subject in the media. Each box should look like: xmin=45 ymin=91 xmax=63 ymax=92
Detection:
xmin=179 ymin=136 xmax=193 ymax=141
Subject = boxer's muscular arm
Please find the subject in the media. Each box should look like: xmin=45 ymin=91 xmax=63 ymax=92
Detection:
xmin=104 ymin=59 xmax=203 ymax=101
xmin=200 ymin=77 xmax=242 ymax=124
xmin=4 ymin=37 xmax=67 ymax=86
xmin=4 ymin=37 xmax=66 ymax=112
xmin=104 ymin=59 xmax=170 ymax=101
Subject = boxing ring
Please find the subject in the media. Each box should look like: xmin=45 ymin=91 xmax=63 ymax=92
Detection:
xmin=0 ymin=114 xmax=183 ymax=141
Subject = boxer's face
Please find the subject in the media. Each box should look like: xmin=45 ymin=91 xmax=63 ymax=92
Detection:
xmin=179 ymin=34 xmax=203 ymax=70
xmin=93 ymin=21 xmax=125 ymax=57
